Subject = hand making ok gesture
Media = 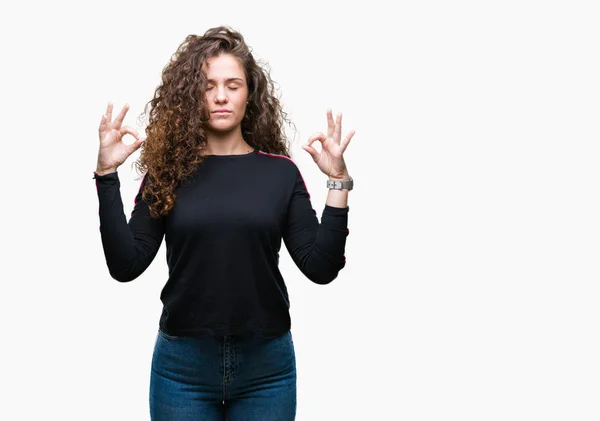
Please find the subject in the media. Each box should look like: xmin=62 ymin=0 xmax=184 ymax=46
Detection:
xmin=302 ymin=109 xmax=355 ymax=179
xmin=96 ymin=102 xmax=144 ymax=175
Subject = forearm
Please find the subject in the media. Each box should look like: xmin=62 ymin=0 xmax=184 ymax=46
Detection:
xmin=94 ymin=172 xmax=163 ymax=281
xmin=95 ymin=172 xmax=139 ymax=278
xmin=285 ymin=167 xmax=351 ymax=284
xmin=286 ymin=206 xmax=349 ymax=285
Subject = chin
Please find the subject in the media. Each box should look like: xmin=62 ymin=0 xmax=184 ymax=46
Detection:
xmin=206 ymin=124 xmax=238 ymax=134
xmin=209 ymin=124 xmax=236 ymax=131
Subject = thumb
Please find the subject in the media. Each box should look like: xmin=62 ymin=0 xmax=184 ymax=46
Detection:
xmin=128 ymin=138 xmax=145 ymax=155
xmin=302 ymin=144 xmax=319 ymax=161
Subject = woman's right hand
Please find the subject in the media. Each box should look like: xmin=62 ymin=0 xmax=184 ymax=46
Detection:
xmin=96 ymin=102 xmax=144 ymax=175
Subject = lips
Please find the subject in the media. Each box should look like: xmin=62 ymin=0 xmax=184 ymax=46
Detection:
xmin=212 ymin=109 xmax=232 ymax=113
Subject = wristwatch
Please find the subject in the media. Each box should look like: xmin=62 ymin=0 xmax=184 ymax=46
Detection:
xmin=326 ymin=176 xmax=353 ymax=191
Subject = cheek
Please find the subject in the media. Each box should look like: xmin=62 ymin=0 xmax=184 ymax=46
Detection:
xmin=237 ymin=91 xmax=248 ymax=102
xmin=236 ymin=95 xmax=248 ymax=109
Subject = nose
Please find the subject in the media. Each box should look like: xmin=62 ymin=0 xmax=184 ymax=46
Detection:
xmin=213 ymin=86 xmax=228 ymax=103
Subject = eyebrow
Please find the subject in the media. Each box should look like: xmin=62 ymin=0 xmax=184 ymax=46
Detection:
xmin=206 ymin=78 xmax=245 ymax=83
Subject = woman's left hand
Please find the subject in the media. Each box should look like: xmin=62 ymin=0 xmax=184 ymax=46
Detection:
xmin=302 ymin=109 xmax=355 ymax=179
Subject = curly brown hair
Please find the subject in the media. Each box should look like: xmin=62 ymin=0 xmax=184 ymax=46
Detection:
xmin=134 ymin=26 xmax=294 ymax=218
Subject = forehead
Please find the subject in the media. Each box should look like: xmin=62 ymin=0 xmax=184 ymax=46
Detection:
xmin=202 ymin=54 xmax=245 ymax=80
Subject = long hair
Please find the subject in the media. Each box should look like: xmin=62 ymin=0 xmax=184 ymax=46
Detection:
xmin=134 ymin=26 xmax=294 ymax=218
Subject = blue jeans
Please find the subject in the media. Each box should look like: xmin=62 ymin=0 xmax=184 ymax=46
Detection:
xmin=149 ymin=329 xmax=297 ymax=420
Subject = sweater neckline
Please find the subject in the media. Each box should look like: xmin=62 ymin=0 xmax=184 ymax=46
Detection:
xmin=202 ymin=149 xmax=258 ymax=159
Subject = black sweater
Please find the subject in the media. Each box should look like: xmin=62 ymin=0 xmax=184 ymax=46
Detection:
xmin=94 ymin=149 xmax=349 ymax=338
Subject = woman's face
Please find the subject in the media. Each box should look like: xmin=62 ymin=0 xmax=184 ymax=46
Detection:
xmin=202 ymin=53 xmax=248 ymax=134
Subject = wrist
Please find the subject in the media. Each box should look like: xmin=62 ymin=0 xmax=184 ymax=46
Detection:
xmin=95 ymin=167 xmax=117 ymax=176
xmin=328 ymin=172 xmax=350 ymax=181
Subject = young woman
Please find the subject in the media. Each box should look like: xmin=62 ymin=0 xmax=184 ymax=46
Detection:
xmin=94 ymin=25 xmax=354 ymax=421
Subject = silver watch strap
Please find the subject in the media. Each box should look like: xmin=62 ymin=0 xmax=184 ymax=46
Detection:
xmin=326 ymin=176 xmax=353 ymax=190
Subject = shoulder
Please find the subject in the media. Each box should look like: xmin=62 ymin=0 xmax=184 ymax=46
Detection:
xmin=256 ymin=150 xmax=311 ymax=196
xmin=256 ymin=150 xmax=302 ymax=176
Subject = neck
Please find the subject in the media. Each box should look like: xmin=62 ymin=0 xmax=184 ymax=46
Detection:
xmin=203 ymin=130 xmax=253 ymax=156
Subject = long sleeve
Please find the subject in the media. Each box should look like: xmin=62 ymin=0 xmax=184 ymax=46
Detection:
xmin=282 ymin=167 xmax=349 ymax=285
xmin=94 ymin=171 xmax=165 ymax=282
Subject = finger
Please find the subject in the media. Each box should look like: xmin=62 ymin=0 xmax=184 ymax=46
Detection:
xmin=128 ymin=138 xmax=145 ymax=155
xmin=307 ymin=132 xmax=326 ymax=146
xmin=106 ymin=102 xmax=113 ymax=124
xmin=340 ymin=129 xmax=355 ymax=154
xmin=333 ymin=112 xmax=342 ymax=143
xmin=302 ymin=143 xmax=319 ymax=161
xmin=326 ymin=109 xmax=334 ymax=138
xmin=113 ymin=103 xmax=130 ymax=130
xmin=99 ymin=113 xmax=107 ymax=131
xmin=120 ymin=125 xmax=140 ymax=140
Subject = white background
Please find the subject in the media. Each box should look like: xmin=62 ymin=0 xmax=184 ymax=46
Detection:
xmin=2 ymin=0 xmax=599 ymax=420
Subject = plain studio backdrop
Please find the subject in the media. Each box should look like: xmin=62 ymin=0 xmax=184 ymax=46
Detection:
xmin=1 ymin=0 xmax=599 ymax=420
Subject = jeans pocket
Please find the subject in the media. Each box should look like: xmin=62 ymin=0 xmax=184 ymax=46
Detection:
xmin=158 ymin=328 xmax=182 ymax=341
